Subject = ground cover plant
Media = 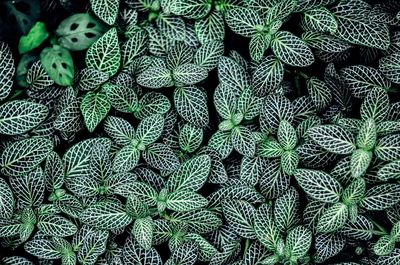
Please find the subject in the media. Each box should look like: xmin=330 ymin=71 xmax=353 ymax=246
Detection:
xmin=1 ymin=0 xmax=400 ymax=264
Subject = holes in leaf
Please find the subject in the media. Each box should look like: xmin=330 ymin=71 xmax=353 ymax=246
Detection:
xmin=71 ymin=37 xmax=78 ymax=43
xmin=58 ymin=52 xmax=62 ymax=57
xmin=87 ymin=22 xmax=95 ymax=28
xmin=70 ymin=23 xmax=79 ymax=31
xmin=59 ymin=73 xmax=62 ymax=77
xmin=52 ymin=63 xmax=57 ymax=69
xmin=61 ymin=63 xmax=67 ymax=69
xmin=85 ymin=32 xmax=96 ymax=38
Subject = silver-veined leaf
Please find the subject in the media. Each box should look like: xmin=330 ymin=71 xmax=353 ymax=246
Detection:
xmin=90 ymin=0 xmax=119 ymax=25
xmin=0 ymin=42 xmax=14 ymax=100
xmin=81 ymin=91 xmax=111 ymax=132
xmin=0 ymin=137 xmax=53 ymax=177
xmin=308 ymin=125 xmax=356 ymax=155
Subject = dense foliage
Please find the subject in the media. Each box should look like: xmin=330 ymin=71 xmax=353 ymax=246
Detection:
xmin=1 ymin=0 xmax=400 ymax=264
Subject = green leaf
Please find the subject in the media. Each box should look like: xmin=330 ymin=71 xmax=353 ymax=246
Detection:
xmin=172 ymin=0 xmax=211 ymax=19
xmin=86 ymin=28 xmax=120 ymax=76
xmin=271 ymin=31 xmax=314 ymax=67
xmin=133 ymin=217 xmax=154 ymax=250
xmin=254 ymin=204 xmax=281 ymax=251
xmin=260 ymin=94 xmax=294 ymax=134
xmin=90 ymin=0 xmax=119 ymax=25
xmin=278 ymin=120 xmax=298 ymax=150
xmin=193 ymin=40 xmax=224 ymax=71
xmin=285 ymin=226 xmax=312 ymax=259
xmin=173 ymin=63 xmax=208 ymax=85
xmin=374 ymin=235 xmax=395 ymax=256
xmin=136 ymin=115 xmax=164 ymax=146
xmin=375 ymin=135 xmax=400 ymax=161
xmin=104 ymin=115 xmax=135 ymax=146
xmin=303 ymin=7 xmax=338 ymax=34
xmin=0 ymin=177 xmax=14 ymax=219
xmin=157 ymin=14 xmax=186 ymax=41
xmin=356 ymin=119 xmax=377 ymax=150
xmin=113 ymin=144 xmax=140 ymax=172
xmin=10 ymin=168 xmax=45 ymax=208
xmin=174 ymin=86 xmax=209 ymax=127
xmin=225 ymin=7 xmax=263 ymax=37
xmin=208 ymin=130 xmax=233 ymax=159
xmin=308 ymin=125 xmax=356 ymax=155
xmin=166 ymin=155 xmax=211 ymax=192
xmin=170 ymin=210 xmax=221 ymax=234
xmin=223 ymin=199 xmax=256 ymax=239
xmin=0 ymin=100 xmax=48 ymax=136
xmin=135 ymin=92 xmax=171 ymax=120
xmin=306 ymin=77 xmax=332 ymax=111
xmin=265 ymin=0 xmax=297 ymax=24
xmin=302 ymin=31 xmax=351 ymax=53
xmin=350 ymin=149 xmax=372 ymax=179
xmin=214 ymin=84 xmax=237 ymax=120
xmin=81 ymin=200 xmax=132 ymax=230
xmin=342 ymin=178 xmax=366 ymax=205
xmin=378 ymin=160 xmax=400 ymax=181
xmin=340 ymin=65 xmax=391 ymax=98
xmin=81 ymin=91 xmax=111 ymax=132
xmin=121 ymin=30 xmax=148 ymax=69
xmin=252 ymin=55 xmax=284 ymax=97
xmin=123 ymin=236 xmax=162 ymax=265
xmin=40 ymin=45 xmax=74 ymax=86
xmin=0 ymin=42 xmax=15 ymax=100
xmin=166 ymin=190 xmax=208 ymax=212
xmin=360 ymin=89 xmax=389 ymax=122
xmin=274 ymin=188 xmax=300 ymax=233
xmin=195 ymin=11 xmax=225 ymax=44
xmin=332 ymin=0 xmax=390 ymax=50
xmin=137 ymin=66 xmax=173 ymax=89
xmin=104 ymin=82 xmax=138 ymax=113
xmin=77 ymin=229 xmax=108 ymax=265
xmin=24 ymin=240 xmax=62 ymax=260
xmin=317 ymin=202 xmax=348 ymax=233
xmin=0 ymin=137 xmax=53 ymax=177
xmin=294 ymin=169 xmax=342 ymax=203
xmin=218 ymin=56 xmax=250 ymax=94
xmin=231 ymin=126 xmax=256 ymax=157
xmin=142 ymin=143 xmax=180 ymax=171
xmin=19 ymin=21 xmax=49 ymax=54
xmin=37 ymin=215 xmax=77 ymax=237
xmin=360 ymin=184 xmax=400 ymax=211
xmin=178 ymin=123 xmax=203 ymax=153
xmin=379 ymin=52 xmax=400 ymax=84
xmin=57 ymin=13 xmax=106 ymax=51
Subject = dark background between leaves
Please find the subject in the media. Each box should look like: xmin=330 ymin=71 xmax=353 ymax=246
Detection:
xmin=0 ymin=0 xmax=398 ymax=263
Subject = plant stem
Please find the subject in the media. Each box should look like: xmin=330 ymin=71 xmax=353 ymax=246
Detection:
xmin=243 ymin=239 xmax=250 ymax=256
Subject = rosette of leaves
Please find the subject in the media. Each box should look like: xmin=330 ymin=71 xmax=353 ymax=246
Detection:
xmin=309 ymin=88 xmax=400 ymax=179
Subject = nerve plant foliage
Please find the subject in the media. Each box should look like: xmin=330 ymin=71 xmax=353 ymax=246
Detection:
xmin=2 ymin=0 xmax=400 ymax=265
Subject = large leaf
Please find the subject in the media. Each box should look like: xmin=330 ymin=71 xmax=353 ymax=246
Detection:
xmin=81 ymin=91 xmax=111 ymax=132
xmin=173 ymin=63 xmax=208 ymax=85
xmin=90 ymin=0 xmax=119 ymax=25
xmin=81 ymin=200 xmax=132 ymax=230
xmin=379 ymin=52 xmax=400 ymax=85
xmin=136 ymin=115 xmax=164 ymax=146
xmin=360 ymin=184 xmax=400 ymax=211
xmin=0 ymin=137 xmax=53 ymax=177
xmin=317 ymin=202 xmax=348 ymax=233
xmin=308 ymin=125 xmax=356 ymax=155
xmin=222 ymin=199 xmax=256 ymax=239
xmin=271 ymin=31 xmax=314 ymax=67
xmin=40 ymin=45 xmax=74 ymax=86
xmin=225 ymin=7 xmax=263 ymax=37
xmin=332 ymin=0 xmax=390 ymax=50
xmin=375 ymin=135 xmax=400 ymax=161
xmin=294 ymin=169 xmax=342 ymax=203
xmin=86 ymin=28 xmax=120 ymax=76
xmin=166 ymin=190 xmax=208 ymax=212
xmin=166 ymin=155 xmax=211 ymax=192
xmin=285 ymin=226 xmax=312 ymax=259
xmin=340 ymin=65 xmax=391 ymax=98
xmin=142 ymin=143 xmax=180 ymax=171
xmin=252 ymin=55 xmax=284 ymax=96
xmin=137 ymin=66 xmax=173 ymax=89
xmin=133 ymin=217 xmax=154 ymax=250
xmin=174 ymin=86 xmax=209 ymax=127
xmin=37 ymin=215 xmax=77 ymax=237
xmin=0 ymin=100 xmax=48 ymax=136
